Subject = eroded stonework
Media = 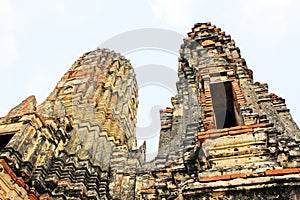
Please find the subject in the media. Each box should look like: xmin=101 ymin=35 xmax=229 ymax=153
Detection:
xmin=0 ymin=23 xmax=300 ymax=199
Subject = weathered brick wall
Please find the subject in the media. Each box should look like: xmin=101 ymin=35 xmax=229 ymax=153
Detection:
xmin=0 ymin=23 xmax=300 ymax=199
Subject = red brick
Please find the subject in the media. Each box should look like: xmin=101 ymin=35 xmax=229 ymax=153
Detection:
xmin=242 ymin=123 xmax=267 ymax=129
xmin=207 ymin=129 xmax=221 ymax=134
xmin=0 ymin=159 xmax=17 ymax=181
xmin=229 ymin=128 xmax=253 ymax=135
xmin=28 ymin=194 xmax=38 ymax=200
xmin=199 ymin=174 xmax=231 ymax=182
xmin=198 ymin=131 xmax=207 ymax=135
xmin=229 ymin=126 xmax=243 ymax=131
xmin=198 ymin=134 xmax=207 ymax=139
xmin=265 ymin=168 xmax=299 ymax=176
xmin=209 ymin=132 xmax=228 ymax=138
xmin=16 ymin=178 xmax=25 ymax=187
xmin=220 ymin=128 xmax=230 ymax=132
xmin=230 ymin=173 xmax=247 ymax=179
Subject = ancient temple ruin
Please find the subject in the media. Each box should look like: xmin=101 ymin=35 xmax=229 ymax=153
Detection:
xmin=0 ymin=22 xmax=300 ymax=199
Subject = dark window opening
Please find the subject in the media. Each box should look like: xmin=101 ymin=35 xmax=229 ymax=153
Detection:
xmin=0 ymin=133 xmax=14 ymax=150
xmin=210 ymin=81 xmax=239 ymax=129
xmin=220 ymin=71 xmax=227 ymax=76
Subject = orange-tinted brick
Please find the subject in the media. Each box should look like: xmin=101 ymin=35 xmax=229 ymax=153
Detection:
xmin=220 ymin=128 xmax=230 ymax=132
xmin=198 ymin=131 xmax=208 ymax=136
xmin=207 ymin=129 xmax=221 ymax=134
xmin=39 ymin=195 xmax=53 ymax=200
xmin=0 ymin=159 xmax=17 ymax=181
xmin=15 ymin=178 xmax=25 ymax=187
xmin=229 ymin=128 xmax=253 ymax=135
xmin=199 ymin=174 xmax=231 ymax=182
xmin=265 ymin=168 xmax=299 ymax=176
xmin=229 ymin=126 xmax=243 ymax=131
xmin=198 ymin=135 xmax=207 ymax=140
xmin=28 ymin=194 xmax=38 ymax=200
xmin=209 ymin=132 xmax=228 ymax=138
xmin=242 ymin=123 xmax=267 ymax=129
xmin=230 ymin=173 xmax=247 ymax=179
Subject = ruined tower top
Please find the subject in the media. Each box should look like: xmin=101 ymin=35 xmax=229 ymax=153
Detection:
xmin=37 ymin=49 xmax=139 ymax=150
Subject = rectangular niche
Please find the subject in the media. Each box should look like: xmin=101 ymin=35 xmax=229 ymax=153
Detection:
xmin=210 ymin=81 xmax=239 ymax=129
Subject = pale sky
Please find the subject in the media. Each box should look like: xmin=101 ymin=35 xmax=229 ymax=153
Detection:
xmin=0 ymin=0 xmax=300 ymax=157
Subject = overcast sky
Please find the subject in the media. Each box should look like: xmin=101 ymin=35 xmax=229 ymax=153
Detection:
xmin=0 ymin=0 xmax=299 ymax=157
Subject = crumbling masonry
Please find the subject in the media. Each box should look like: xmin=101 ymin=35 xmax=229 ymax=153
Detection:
xmin=0 ymin=23 xmax=300 ymax=199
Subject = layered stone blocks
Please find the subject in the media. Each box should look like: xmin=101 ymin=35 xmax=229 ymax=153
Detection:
xmin=0 ymin=23 xmax=300 ymax=199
